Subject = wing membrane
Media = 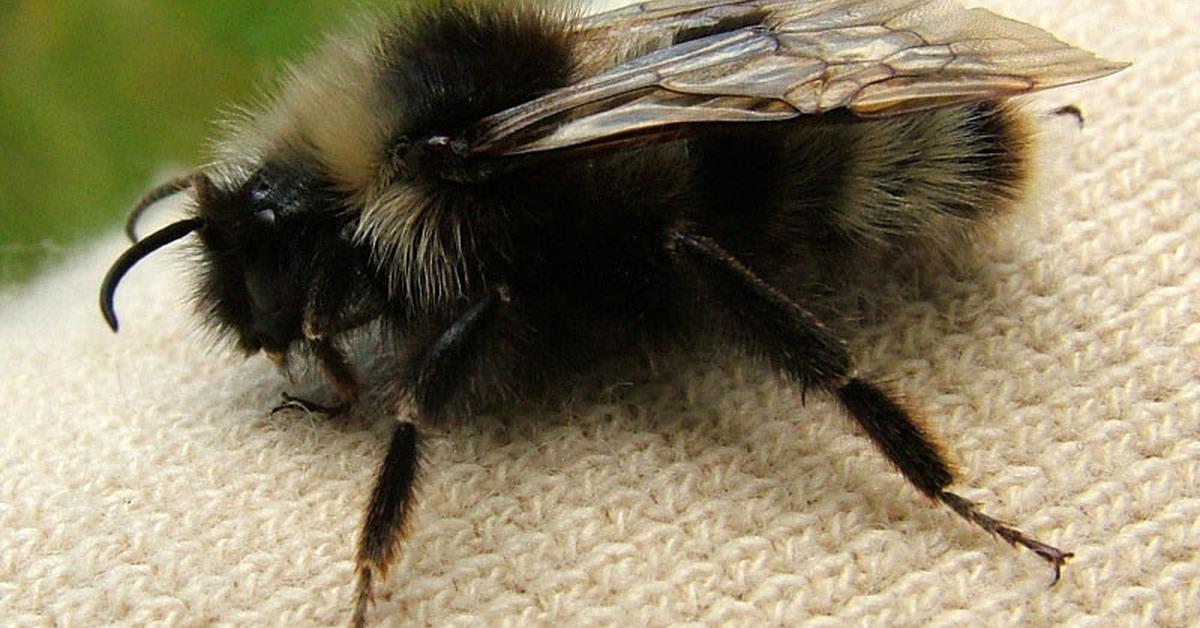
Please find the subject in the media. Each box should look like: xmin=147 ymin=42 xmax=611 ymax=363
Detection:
xmin=467 ymin=0 xmax=1126 ymax=156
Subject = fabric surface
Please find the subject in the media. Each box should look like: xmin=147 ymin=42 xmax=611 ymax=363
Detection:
xmin=2 ymin=1 xmax=1196 ymax=625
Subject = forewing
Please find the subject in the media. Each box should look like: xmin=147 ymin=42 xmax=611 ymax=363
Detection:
xmin=570 ymin=0 xmax=770 ymax=72
xmin=468 ymin=0 xmax=1126 ymax=156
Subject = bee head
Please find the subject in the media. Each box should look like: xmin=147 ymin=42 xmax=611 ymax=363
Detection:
xmin=101 ymin=166 xmax=376 ymax=358
xmin=194 ymin=166 xmax=323 ymax=355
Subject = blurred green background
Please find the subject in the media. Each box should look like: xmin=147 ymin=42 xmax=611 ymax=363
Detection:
xmin=0 ymin=0 xmax=386 ymax=283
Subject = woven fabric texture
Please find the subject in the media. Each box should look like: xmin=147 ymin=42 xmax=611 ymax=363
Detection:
xmin=2 ymin=0 xmax=1197 ymax=625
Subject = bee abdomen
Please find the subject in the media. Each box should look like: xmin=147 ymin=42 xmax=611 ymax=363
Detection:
xmin=692 ymin=102 xmax=1033 ymax=280
xmin=795 ymin=101 xmax=1032 ymax=251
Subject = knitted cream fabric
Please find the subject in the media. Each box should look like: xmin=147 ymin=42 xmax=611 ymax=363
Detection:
xmin=2 ymin=1 xmax=1196 ymax=625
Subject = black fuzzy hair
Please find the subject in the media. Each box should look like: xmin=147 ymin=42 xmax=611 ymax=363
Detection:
xmin=379 ymin=0 xmax=578 ymax=138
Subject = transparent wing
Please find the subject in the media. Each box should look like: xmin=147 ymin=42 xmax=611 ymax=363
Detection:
xmin=467 ymin=0 xmax=1126 ymax=156
xmin=570 ymin=0 xmax=770 ymax=72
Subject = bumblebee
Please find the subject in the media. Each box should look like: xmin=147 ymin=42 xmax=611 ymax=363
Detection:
xmin=99 ymin=0 xmax=1125 ymax=624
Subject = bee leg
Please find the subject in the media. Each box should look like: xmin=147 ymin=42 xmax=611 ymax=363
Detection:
xmin=272 ymin=393 xmax=340 ymax=416
xmin=671 ymin=230 xmax=1072 ymax=582
xmin=271 ymin=268 xmax=387 ymax=416
xmin=352 ymin=289 xmax=503 ymax=628
xmin=1050 ymin=104 xmax=1086 ymax=128
xmin=352 ymin=420 xmax=421 ymax=628
xmin=271 ymin=339 xmax=361 ymax=416
xmin=313 ymin=338 xmax=361 ymax=408
xmin=301 ymin=263 xmax=386 ymax=343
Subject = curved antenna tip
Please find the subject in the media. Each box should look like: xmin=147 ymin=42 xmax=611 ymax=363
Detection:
xmin=101 ymin=301 xmax=120 ymax=333
xmin=99 ymin=217 xmax=205 ymax=335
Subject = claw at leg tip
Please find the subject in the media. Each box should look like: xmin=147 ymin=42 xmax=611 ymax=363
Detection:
xmin=1044 ymin=549 xmax=1072 ymax=587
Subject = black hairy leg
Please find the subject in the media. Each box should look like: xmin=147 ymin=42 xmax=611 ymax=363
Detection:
xmin=353 ymin=421 xmax=421 ymax=628
xmin=353 ymin=289 xmax=503 ymax=628
xmin=836 ymin=381 xmax=1072 ymax=582
xmin=670 ymin=230 xmax=1072 ymax=582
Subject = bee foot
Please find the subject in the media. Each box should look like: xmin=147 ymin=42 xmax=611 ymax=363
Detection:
xmin=271 ymin=392 xmax=348 ymax=417
xmin=1051 ymin=104 xmax=1086 ymax=128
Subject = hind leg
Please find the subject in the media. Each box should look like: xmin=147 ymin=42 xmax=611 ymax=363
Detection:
xmin=671 ymin=230 xmax=1072 ymax=581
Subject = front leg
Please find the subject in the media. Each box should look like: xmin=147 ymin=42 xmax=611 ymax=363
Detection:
xmin=352 ymin=289 xmax=504 ymax=627
xmin=272 ymin=261 xmax=385 ymax=416
xmin=271 ymin=338 xmax=362 ymax=416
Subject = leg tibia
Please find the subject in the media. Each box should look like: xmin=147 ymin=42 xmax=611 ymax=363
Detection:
xmin=353 ymin=422 xmax=422 ymax=628
xmin=352 ymin=290 xmax=503 ymax=626
xmin=836 ymin=378 xmax=953 ymax=499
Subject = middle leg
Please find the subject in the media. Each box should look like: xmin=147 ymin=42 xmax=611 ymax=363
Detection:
xmin=351 ymin=288 xmax=505 ymax=627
